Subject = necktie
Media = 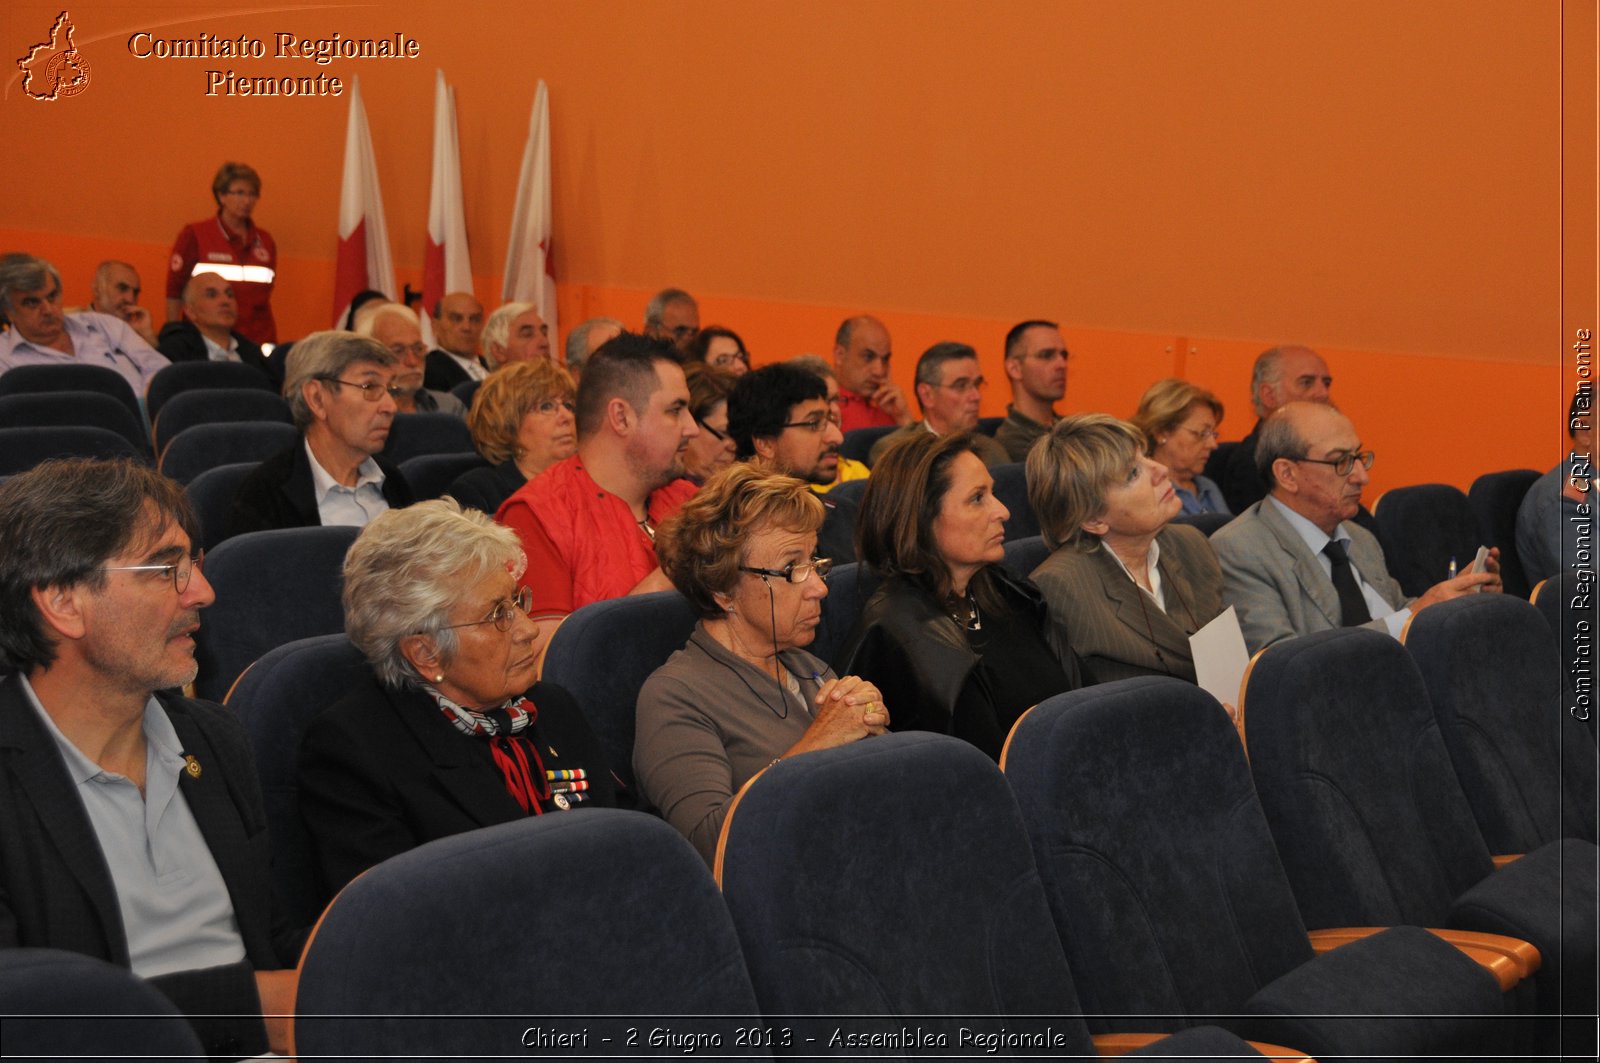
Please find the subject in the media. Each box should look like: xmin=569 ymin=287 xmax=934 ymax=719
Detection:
xmin=1322 ymin=539 xmax=1371 ymax=626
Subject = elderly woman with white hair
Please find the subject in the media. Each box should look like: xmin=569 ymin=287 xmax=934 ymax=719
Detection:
xmin=297 ymin=499 xmax=615 ymax=903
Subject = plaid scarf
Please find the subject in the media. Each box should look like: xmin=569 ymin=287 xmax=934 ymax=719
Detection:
xmin=429 ymin=691 xmax=550 ymax=814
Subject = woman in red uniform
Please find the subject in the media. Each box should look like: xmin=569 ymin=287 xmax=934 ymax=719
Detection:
xmin=166 ymin=162 xmax=278 ymax=345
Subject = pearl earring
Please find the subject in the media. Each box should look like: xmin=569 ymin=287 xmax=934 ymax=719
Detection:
xmin=433 ymin=673 xmax=444 ymax=683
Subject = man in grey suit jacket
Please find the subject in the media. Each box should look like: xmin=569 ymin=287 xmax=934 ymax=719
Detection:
xmin=1213 ymin=402 xmax=1498 ymax=653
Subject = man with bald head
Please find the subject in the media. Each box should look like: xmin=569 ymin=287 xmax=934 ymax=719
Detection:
xmin=86 ymin=261 xmax=159 ymax=347
xmin=423 ymin=291 xmax=488 ymax=392
xmin=1207 ymin=345 xmax=1334 ymax=513
xmin=643 ymin=288 xmax=699 ymax=355
xmin=156 ymin=271 xmax=275 ymax=382
xmin=1212 ymin=401 xmax=1498 ymax=653
xmin=832 ymin=314 xmax=911 ymax=432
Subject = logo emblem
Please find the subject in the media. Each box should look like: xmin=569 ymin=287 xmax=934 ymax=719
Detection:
xmin=17 ymin=11 xmax=91 ymax=102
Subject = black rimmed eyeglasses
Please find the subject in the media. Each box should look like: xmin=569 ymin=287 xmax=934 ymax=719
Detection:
xmin=103 ymin=550 xmax=205 ymax=593
xmin=440 ymin=586 xmax=534 ymax=632
xmin=1293 ymin=450 xmax=1375 ymax=477
xmin=737 ymin=558 xmax=833 ymax=584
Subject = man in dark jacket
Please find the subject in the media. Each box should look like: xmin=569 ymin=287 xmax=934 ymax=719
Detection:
xmin=156 ymin=271 xmax=279 ymax=386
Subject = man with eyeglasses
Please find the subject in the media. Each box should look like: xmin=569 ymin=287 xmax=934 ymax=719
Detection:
xmin=995 ymin=319 xmax=1068 ymax=463
xmin=1213 ymin=402 xmax=1499 ymax=653
xmin=0 ymin=458 xmax=305 ymax=1058
xmin=155 ymin=271 xmax=278 ymax=385
xmin=356 ymin=303 xmax=466 ymax=417
xmin=867 ymin=341 xmax=1010 ymax=468
xmin=642 ymin=287 xmax=700 ymax=356
xmin=727 ymin=363 xmax=861 ymax=563
xmin=225 ymin=331 xmax=415 ymax=538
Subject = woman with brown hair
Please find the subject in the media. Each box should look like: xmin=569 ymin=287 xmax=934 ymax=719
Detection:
xmin=834 ymin=431 xmax=1078 ymax=760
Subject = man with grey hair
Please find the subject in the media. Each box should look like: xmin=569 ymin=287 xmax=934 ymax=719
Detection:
xmin=1206 ymin=344 xmax=1333 ymax=514
xmin=224 ymin=331 xmax=414 ymax=537
xmin=867 ymin=341 xmax=1009 ymax=467
xmin=84 ymin=260 xmax=159 ymax=347
xmin=1212 ymin=401 xmax=1497 ymax=653
xmin=356 ymin=303 xmax=465 ymax=417
xmin=423 ymin=291 xmax=487 ymax=392
xmin=642 ymin=288 xmax=699 ymax=355
xmin=0 ymin=252 xmax=168 ymax=394
xmin=156 ymin=271 xmax=276 ymax=384
xmin=481 ymin=301 xmax=551 ymax=368
xmin=565 ymin=316 xmax=623 ymax=377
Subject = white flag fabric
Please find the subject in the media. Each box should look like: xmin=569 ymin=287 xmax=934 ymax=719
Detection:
xmin=502 ymin=79 xmax=557 ymax=343
xmin=334 ymin=76 xmax=396 ymax=322
xmin=423 ymin=69 xmax=474 ymax=319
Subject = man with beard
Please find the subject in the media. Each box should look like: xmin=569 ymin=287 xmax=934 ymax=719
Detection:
xmin=0 ymin=459 xmax=303 ymax=1058
xmin=727 ymin=363 xmax=860 ymax=564
xmin=1212 ymin=402 xmax=1499 ymax=653
xmin=356 ymin=304 xmax=466 ymax=417
xmin=497 ymin=333 xmax=700 ymax=652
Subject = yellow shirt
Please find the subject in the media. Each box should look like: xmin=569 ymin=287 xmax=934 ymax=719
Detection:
xmin=814 ymin=457 xmax=870 ymax=494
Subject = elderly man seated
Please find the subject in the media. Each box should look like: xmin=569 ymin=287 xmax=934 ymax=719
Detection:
xmin=156 ymin=271 xmax=277 ymax=384
xmin=355 ymin=303 xmax=466 ymax=417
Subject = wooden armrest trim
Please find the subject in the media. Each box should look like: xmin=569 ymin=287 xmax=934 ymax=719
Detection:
xmin=1092 ymin=1032 xmax=1313 ymax=1060
xmin=1491 ymin=853 xmax=1523 ymax=868
xmin=1307 ymin=926 xmax=1538 ymax=991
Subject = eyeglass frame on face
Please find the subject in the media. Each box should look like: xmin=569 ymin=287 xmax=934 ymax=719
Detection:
xmin=737 ymin=557 xmax=834 ymax=585
xmin=709 ymin=349 xmax=749 ymax=371
xmin=780 ymin=412 xmax=843 ymax=433
xmin=319 ymin=375 xmax=409 ymax=402
xmin=438 ymin=586 xmax=534 ymax=633
xmin=696 ymin=418 xmax=730 ymax=442
xmin=1293 ymin=449 xmax=1376 ymax=477
xmin=933 ymin=375 xmax=985 ymax=394
xmin=103 ymin=550 xmax=205 ymax=594
xmin=531 ymin=398 xmax=576 ymax=416
xmin=385 ymin=341 xmax=428 ymax=360
xmin=1177 ymin=424 xmax=1219 ymax=442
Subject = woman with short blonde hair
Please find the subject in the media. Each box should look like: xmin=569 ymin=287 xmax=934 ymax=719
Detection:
xmin=1130 ymin=378 xmax=1229 ymax=516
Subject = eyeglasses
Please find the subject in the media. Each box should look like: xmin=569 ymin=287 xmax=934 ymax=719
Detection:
xmin=1179 ymin=425 xmax=1219 ymax=441
xmin=322 ymin=376 xmax=407 ymax=402
xmin=387 ymin=342 xmax=428 ymax=360
xmin=104 ymin=550 xmax=205 ymax=594
xmin=1294 ymin=450 xmax=1375 ymax=477
xmin=738 ymin=558 xmax=833 ymax=584
xmin=696 ymin=419 xmax=730 ymax=442
xmin=533 ymin=399 xmax=576 ymax=416
xmin=781 ymin=413 xmax=843 ymax=433
xmin=934 ymin=377 xmax=985 ymax=394
xmin=441 ymin=586 xmax=534 ymax=632
xmin=709 ymin=352 xmax=749 ymax=370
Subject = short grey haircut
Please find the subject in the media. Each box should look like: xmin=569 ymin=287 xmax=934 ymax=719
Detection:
xmin=787 ymin=353 xmax=835 ymax=382
xmin=0 ymin=253 xmax=62 ymax=317
xmin=644 ymin=288 xmax=696 ymax=326
xmin=282 ymin=330 xmax=397 ymax=429
xmin=913 ymin=342 xmax=979 ymax=412
xmin=354 ymin=302 xmax=418 ymax=338
xmin=1249 ymin=345 xmax=1314 ymax=418
xmin=342 ymin=499 xmax=526 ymax=690
xmin=565 ymin=316 xmax=623 ymax=374
xmin=481 ymin=301 xmax=536 ymax=357
xmin=1254 ymin=403 xmax=1326 ymax=490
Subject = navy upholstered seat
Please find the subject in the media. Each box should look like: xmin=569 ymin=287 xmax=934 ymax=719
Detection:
xmin=811 ymin=560 xmax=880 ymax=665
xmin=450 ymin=377 xmax=481 ymax=408
xmin=1372 ymin=483 xmax=1481 ymax=597
xmin=151 ymin=387 xmax=291 ymax=455
xmin=0 ymin=391 xmax=149 ymax=455
xmin=1403 ymin=593 xmax=1596 ymax=848
xmin=540 ymin=589 xmax=698 ymax=795
xmin=716 ymin=732 xmax=1274 ymax=1059
xmin=184 ymin=461 xmax=258 ymax=551
xmin=1172 ymin=510 xmax=1234 ymax=537
xmin=1533 ymin=577 xmax=1594 ymax=738
xmin=1467 ymin=469 xmax=1540 ymax=599
xmin=0 ymin=425 xmax=145 ymax=475
xmin=192 ymin=525 xmax=360 ymax=701
xmin=1001 ymin=534 xmax=1049 ymax=579
xmin=1005 ymin=678 xmax=1511 ymax=1058
xmin=157 ymin=421 xmax=298 ymax=484
xmin=0 ymin=363 xmax=142 ymax=425
xmin=380 ymin=411 xmax=474 ymax=463
xmin=1243 ymin=627 xmax=1598 ymax=1034
xmin=295 ymin=812 xmax=765 ymax=1058
xmin=991 ymin=461 xmax=1041 ymax=540
xmin=0 ymin=948 xmax=204 ymax=1060
xmin=840 ymin=424 xmax=896 ymax=465
xmin=227 ymin=633 xmax=369 ymax=930
xmin=398 ymin=451 xmax=490 ymax=501
xmin=146 ymin=359 xmax=275 ymax=418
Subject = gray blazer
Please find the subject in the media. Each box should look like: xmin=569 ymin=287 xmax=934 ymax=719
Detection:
xmin=1211 ymin=498 xmax=1410 ymax=654
xmin=1030 ymin=524 xmax=1224 ymax=685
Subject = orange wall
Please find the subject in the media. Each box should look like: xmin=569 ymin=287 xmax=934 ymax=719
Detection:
xmin=2 ymin=0 xmax=1586 ymax=491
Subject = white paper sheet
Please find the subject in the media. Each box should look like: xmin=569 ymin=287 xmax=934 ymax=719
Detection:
xmin=1190 ymin=605 xmax=1250 ymax=711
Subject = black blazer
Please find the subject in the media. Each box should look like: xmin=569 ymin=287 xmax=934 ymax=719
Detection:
xmin=423 ymin=349 xmax=482 ymax=393
xmin=0 ymin=676 xmax=304 ymax=1059
xmin=447 ymin=459 xmax=527 ymax=515
xmin=296 ymin=674 xmax=616 ymax=904
xmin=223 ymin=439 xmax=413 ymax=540
xmin=156 ymin=320 xmax=280 ymax=387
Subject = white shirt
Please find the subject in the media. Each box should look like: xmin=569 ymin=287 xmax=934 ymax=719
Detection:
xmin=1100 ymin=538 xmax=1167 ymax=612
xmin=445 ymin=350 xmax=488 ymax=382
xmin=200 ymin=331 xmax=241 ymax=363
xmin=0 ymin=312 xmax=169 ymax=394
xmin=305 ymin=439 xmax=389 ymax=527
xmin=1267 ymin=495 xmax=1411 ymax=638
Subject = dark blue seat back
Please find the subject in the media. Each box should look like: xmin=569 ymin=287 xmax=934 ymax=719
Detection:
xmin=0 ymin=948 xmax=204 ymax=1059
xmin=839 ymin=424 xmax=896 ymax=465
xmin=146 ymin=359 xmax=275 ymax=417
xmin=400 ymin=451 xmax=490 ymax=501
xmin=1467 ymin=469 xmax=1540 ymax=599
xmin=1172 ymin=510 xmax=1234 ymax=537
xmin=184 ymin=461 xmax=259 ymax=551
xmin=192 ymin=525 xmax=360 ymax=701
xmin=1533 ymin=576 xmax=1593 ymax=738
xmin=812 ymin=560 xmax=880 ymax=665
xmin=976 ymin=414 xmax=1003 ymax=436
xmin=158 ymin=421 xmax=298 ymax=484
xmin=0 ymin=425 xmax=144 ymax=475
xmin=1404 ymin=594 xmax=1596 ymax=849
xmin=450 ymin=377 xmax=481 ymax=408
xmin=227 ymin=634 xmax=369 ymax=930
xmin=0 ymin=363 xmax=142 ymax=425
xmin=541 ymin=590 xmax=699 ymax=793
xmin=380 ymin=411 xmax=474 ymax=463
xmin=0 ymin=391 xmax=148 ymax=455
xmin=152 ymin=388 xmax=292 ymax=455
xmin=296 ymin=812 xmax=763 ymax=1056
xmin=1373 ymin=483 xmax=1480 ymax=597
xmin=991 ymin=461 xmax=1040 ymax=540
xmin=1001 ymin=535 xmax=1049 ymax=579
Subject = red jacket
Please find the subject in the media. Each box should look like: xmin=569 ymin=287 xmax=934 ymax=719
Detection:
xmin=167 ymin=215 xmax=278 ymax=345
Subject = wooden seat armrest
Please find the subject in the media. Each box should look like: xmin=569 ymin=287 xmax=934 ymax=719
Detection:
xmin=1091 ymin=1032 xmax=1312 ymax=1060
xmin=1306 ymin=926 xmax=1538 ymax=992
xmin=1491 ymin=853 xmax=1522 ymax=868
